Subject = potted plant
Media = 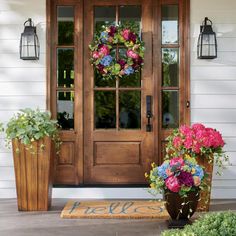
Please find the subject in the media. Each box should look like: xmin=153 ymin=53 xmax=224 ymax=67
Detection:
xmin=165 ymin=123 xmax=228 ymax=211
xmin=5 ymin=108 xmax=60 ymax=211
xmin=146 ymin=155 xmax=206 ymax=228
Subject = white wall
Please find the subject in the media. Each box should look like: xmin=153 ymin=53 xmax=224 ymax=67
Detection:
xmin=191 ymin=0 xmax=236 ymax=198
xmin=0 ymin=0 xmax=46 ymax=198
xmin=0 ymin=0 xmax=236 ymax=199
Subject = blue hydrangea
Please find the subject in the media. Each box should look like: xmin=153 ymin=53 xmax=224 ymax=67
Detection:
xmin=100 ymin=55 xmax=113 ymax=66
xmin=124 ymin=66 xmax=134 ymax=75
xmin=100 ymin=31 xmax=108 ymax=43
xmin=157 ymin=163 xmax=169 ymax=179
xmin=193 ymin=165 xmax=204 ymax=180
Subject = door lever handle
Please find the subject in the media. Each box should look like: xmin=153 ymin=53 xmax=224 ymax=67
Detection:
xmin=146 ymin=95 xmax=153 ymax=132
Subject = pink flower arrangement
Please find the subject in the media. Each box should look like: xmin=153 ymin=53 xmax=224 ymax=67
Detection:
xmin=147 ymin=156 xmax=205 ymax=195
xmin=167 ymin=123 xmax=225 ymax=156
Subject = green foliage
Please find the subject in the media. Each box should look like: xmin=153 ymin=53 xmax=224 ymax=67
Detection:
xmin=161 ymin=211 xmax=236 ymax=236
xmin=6 ymin=108 xmax=61 ymax=153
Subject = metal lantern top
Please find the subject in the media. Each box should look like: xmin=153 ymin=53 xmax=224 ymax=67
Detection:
xmin=200 ymin=17 xmax=214 ymax=35
xmin=197 ymin=17 xmax=217 ymax=59
xmin=20 ymin=18 xmax=40 ymax=60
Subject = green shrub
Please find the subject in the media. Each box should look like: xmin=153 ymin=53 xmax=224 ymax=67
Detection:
xmin=161 ymin=211 xmax=236 ymax=236
xmin=5 ymin=108 xmax=61 ymax=152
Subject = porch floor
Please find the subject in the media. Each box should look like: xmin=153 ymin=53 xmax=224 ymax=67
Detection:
xmin=0 ymin=199 xmax=236 ymax=236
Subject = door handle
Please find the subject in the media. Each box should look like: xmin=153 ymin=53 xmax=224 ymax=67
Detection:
xmin=146 ymin=95 xmax=153 ymax=132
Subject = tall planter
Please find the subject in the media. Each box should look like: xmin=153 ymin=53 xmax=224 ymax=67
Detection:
xmin=196 ymin=156 xmax=214 ymax=212
xmin=164 ymin=189 xmax=200 ymax=228
xmin=12 ymin=137 xmax=54 ymax=211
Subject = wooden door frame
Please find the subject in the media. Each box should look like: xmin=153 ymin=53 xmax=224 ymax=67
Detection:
xmin=46 ymin=0 xmax=190 ymax=185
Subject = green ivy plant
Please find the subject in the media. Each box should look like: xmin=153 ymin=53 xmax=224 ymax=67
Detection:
xmin=5 ymin=108 xmax=61 ymax=154
xmin=161 ymin=211 xmax=236 ymax=236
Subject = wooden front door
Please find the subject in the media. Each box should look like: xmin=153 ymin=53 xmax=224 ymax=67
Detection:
xmin=48 ymin=0 xmax=190 ymax=185
xmin=84 ymin=0 xmax=154 ymax=184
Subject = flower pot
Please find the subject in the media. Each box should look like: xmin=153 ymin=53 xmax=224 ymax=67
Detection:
xmin=164 ymin=189 xmax=200 ymax=228
xmin=196 ymin=155 xmax=213 ymax=212
xmin=12 ymin=137 xmax=54 ymax=211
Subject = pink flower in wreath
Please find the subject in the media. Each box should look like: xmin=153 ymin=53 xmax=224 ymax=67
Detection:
xmin=127 ymin=49 xmax=139 ymax=59
xmin=122 ymin=29 xmax=130 ymax=40
xmin=184 ymin=136 xmax=193 ymax=149
xmin=179 ymin=125 xmax=193 ymax=136
xmin=99 ymin=45 xmax=110 ymax=56
xmin=170 ymin=157 xmax=184 ymax=168
xmin=192 ymin=123 xmax=205 ymax=131
xmin=92 ymin=51 xmax=99 ymax=59
xmin=165 ymin=176 xmax=180 ymax=192
xmin=173 ymin=136 xmax=182 ymax=148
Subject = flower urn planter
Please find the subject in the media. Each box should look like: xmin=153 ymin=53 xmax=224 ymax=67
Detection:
xmin=12 ymin=137 xmax=54 ymax=211
xmin=164 ymin=189 xmax=200 ymax=228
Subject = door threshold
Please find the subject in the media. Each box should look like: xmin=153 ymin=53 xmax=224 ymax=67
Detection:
xmin=52 ymin=187 xmax=161 ymax=199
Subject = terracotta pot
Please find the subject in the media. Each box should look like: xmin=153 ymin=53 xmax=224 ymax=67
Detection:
xmin=12 ymin=137 xmax=54 ymax=211
xmin=164 ymin=189 xmax=200 ymax=220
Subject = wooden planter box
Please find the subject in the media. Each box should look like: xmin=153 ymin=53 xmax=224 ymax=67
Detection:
xmin=196 ymin=156 xmax=214 ymax=212
xmin=12 ymin=137 xmax=54 ymax=211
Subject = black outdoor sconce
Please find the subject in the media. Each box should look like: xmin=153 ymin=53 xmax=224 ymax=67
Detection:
xmin=197 ymin=17 xmax=217 ymax=59
xmin=20 ymin=18 xmax=40 ymax=60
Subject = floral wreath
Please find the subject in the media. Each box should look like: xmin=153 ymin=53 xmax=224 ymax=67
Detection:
xmin=89 ymin=25 xmax=145 ymax=79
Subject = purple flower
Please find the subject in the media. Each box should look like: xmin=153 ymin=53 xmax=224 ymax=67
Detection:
xmin=132 ymin=57 xmax=143 ymax=69
xmin=128 ymin=32 xmax=137 ymax=43
xmin=108 ymin=26 xmax=117 ymax=37
xmin=177 ymin=171 xmax=194 ymax=187
xmin=117 ymin=59 xmax=126 ymax=69
xmin=97 ymin=64 xmax=104 ymax=73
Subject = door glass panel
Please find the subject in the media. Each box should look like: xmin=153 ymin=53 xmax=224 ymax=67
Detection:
xmin=94 ymin=6 xmax=116 ymax=34
xmin=57 ymin=6 xmax=74 ymax=45
xmin=95 ymin=91 xmax=116 ymax=129
xmin=57 ymin=91 xmax=74 ymax=130
xmin=119 ymin=5 xmax=142 ymax=35
xmin=57 ymin=48 xmax=74 ymax=88
xmin=162 ymin=5 xmax=178 ymax=44
xmin=119 ymin=91 xmax=141 ymax=129
xmin=162 ymin=48 xmax=179 ymax=87
xmin=119 ymin=73 xmax=141 ymax=87
xmin=162 ymin=90 xmax=179 ymax=129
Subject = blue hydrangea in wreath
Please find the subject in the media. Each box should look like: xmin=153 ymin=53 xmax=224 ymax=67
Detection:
xmin=89 ymin=25 xmax=145 ymax=79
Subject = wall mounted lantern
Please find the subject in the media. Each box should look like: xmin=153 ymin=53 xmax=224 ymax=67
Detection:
xmin=20 ymin=18 xmax=40 ymax=60
xmin=197 ymin=17 xmax=217 ymax=59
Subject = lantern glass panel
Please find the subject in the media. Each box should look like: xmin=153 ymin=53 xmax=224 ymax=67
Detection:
xmin=20 ymin=34 xmax=39 ymax=59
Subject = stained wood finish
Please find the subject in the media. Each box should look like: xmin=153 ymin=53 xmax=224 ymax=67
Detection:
xmin=84 ymin=0 xmax=155 ymax=184
xmin=47 ymin=0 xmax=190 ymax=185
xmin=12 ymin=137 xmax=53 ymax=211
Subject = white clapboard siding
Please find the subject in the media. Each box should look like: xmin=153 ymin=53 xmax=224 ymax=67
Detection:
xmin=0 ymin=154 xmax=14 ymax=166
xmin=191 ymin=66 xmax=236 ymax=79
xmin=191 ymin=95 xmax=236 ymax=109
xmin=191 ymin=109 xmax=236 ymax=123
xmin=191 ymin=0 xmax=236 ymax=198
xmin=191 ymin=81 xmax=236 ymax=95
xmin=0 ymin=82 xmax=46 ymax=96
xmin=191 ymin=23 xmax=236 ymax=38
xmin=0 ymin=53 xmax=45 ymax=68
xmin=0 ymin=68 xmax=46 ymax=82
xmin=0 ymin=96 xmax=46 ymax=110
xmin=191 ymin=52 xmax=236 ymax=66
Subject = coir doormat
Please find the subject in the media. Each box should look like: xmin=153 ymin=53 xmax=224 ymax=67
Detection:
xmin=61 ymin=200 xmax=168 ymax=219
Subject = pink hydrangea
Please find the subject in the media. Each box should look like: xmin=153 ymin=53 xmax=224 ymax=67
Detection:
xmin=173 ymin=136 xmax=182 ymax=148
xmin=92 ymin=51 xmax=99 ymax=59
xmin=165 ymin=176 xmax=180 ymax=192
xmin=99 ymin=45 xmax=110 ymax=56
xmin=184 ymin=136 xmax=193 ymax=149
xmin=179 ymin=125 xmax=193 ymax=136
xmin=127 ymin=49 xmax=139 ymax=59
xmin=192 ymin=123 xmax=205 ymax=131
xmin=122 ymin=29 xmax=130 ymax=40
xmin=193 ymin=142 xmax=201 ymax=154
xmin=170 ymin=157 xmax=184 ymax=167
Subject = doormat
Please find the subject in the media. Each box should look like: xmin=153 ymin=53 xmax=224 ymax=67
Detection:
xmin=61 ymin=200 xmax=169 ymax=219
